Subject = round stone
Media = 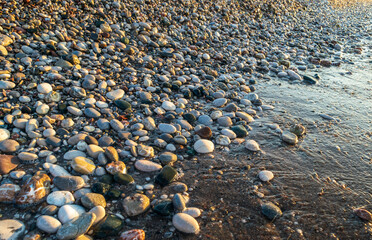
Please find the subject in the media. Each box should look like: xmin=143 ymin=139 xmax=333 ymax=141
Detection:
xmin=53 ymin=176 xmax=85 ymax=191
xmin=37 ymin=83 xmax=53 ymax=94
xmin=58 ymin=204 xmax=86 ymax=224
xmin=245 ymin=140 xmax=260 ymax=151
xmin=89 ymin=206 xmax=106 ymax=225
xmin=36 ymin=104 xmax=50 ymax=115
xmin=47 ymin=191 xmax=75 ymax=206
xmin=258 ymin=170 xmax=274 ymax=182
xmin=182 ymin=208 xmax=202 ymax=218
xmin=261 ymin=202 xmax=282 ymax=220
xmin=193 ymin=139 xmax=214 ymax=154
xmin=162 ymin=101 xmax=176 ymax=111
xmin=282 ymin=131 xmax=298 ymax=145
xmin=37 ymin=215 xmax=62 ymax=233
xmin=81 ymin=193 xmax=106 ymax=209
xmin=0 ymin=139 xmax=20 ymax=153
xmin=106 ymin=89 xmax=124 ymax=100
xmin=172 ymin=213 xmax=200 ymax=234
xmin=122 ymin=194 xmax=150 ymax=217
xmin=158 ymin=123 xmax=177 ymax=134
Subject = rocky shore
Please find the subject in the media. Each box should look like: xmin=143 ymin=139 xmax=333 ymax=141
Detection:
xmin=0 ymin=0 xmax=371 ymax=239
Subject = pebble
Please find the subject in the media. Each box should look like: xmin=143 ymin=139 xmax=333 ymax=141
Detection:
xmin=37 ymin=215 xmax=62 ymax=233
xmin=56 ymin=212 xmax=95 ymax=240
xmin=81 ymin=193 xmax=106 ymax=209
xmin=193 ymin=139 xmax=214 ymax=154
xmin=183 ymin=208 xmax=202 ymax=218
xmin=0 ymin=129 xmax=10 ymax=141
xmin=172 ymin=213 xmax=200 ymax=234
xmin=0 ymin=139 xmax=20 ymax=153
xmin=53 ymin=176 xmax=85 ymax=191
xmin=135 ymin=160 xmax=162 ymax=172
xmin=0 ymin=155 xmax=19 ymax=174
xmin=89 ymin=206 xmax=106 ymax=225
xmin=258 ymin=170 xmax=274 ymax=182
xmin=119 ymin=229 xmax=145 ymax=240
xmin=282 ymin=131 xmax=299 ymax=145
xmin=47 ymin=191 xmax=75 ymax=206
xmin=122 ymin=194 xmax=150 ymax=217
xmin=245 ymin=140 xmax=260 ymax=151
xmin=261 ymin=202 xmax=283 ymax=220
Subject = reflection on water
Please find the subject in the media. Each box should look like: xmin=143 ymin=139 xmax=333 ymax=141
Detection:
xmin=249 ymin=37 xmax=372 ymax=237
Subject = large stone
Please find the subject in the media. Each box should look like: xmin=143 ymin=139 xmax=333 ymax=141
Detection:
xmin=245 ymin=140 xmax=260 ymax=151
xmin=282 ymin=131 xmax=298 ymax=145
xmin=0 ymin=128 xmax=10 ymax=141
xmin=0 ymin=184 xmax=20 ymax=203
xmin=0 ymin=219 xmax=25 ymax=240
xmin=57 ymin=213 xmax=96 ymax=240
xmin=122 ymin=194 xmax=150 ymax=217
xmin=0 ymin=155 xmax=19 ymax=174
xmin=0 ymin=139 xmax=20 ymax=153
xmin=92 ymin=214 xmax=124 ymax=238
xmin=53 ymin=176 xmax=85 ymax=191
xmin=258 ymin=170 xmax=274 ymax=182
xmin=15 ymin=172 xmax=51 ymax=207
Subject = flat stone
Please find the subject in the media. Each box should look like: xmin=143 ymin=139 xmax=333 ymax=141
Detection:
xmin=57 ymin=212 xmax=95 ymax=240
xmin=172 ymin=213 xmax=200 ymax=234
xmin=64 ymin=150 xmax=86 ymax=160
xmin=122 ymin=193 xmax=150 ymax=217
xmin=0 ymin=139 xmax=20 ymax=153
xmin=54 ymin=176 xmax=85 ymax=191
xmin=37 ymin=215 xmax=62 ymax=234
xmin=92 ymin=214 xmax=124 ymax=238
xmin=0 ymin=184 xmax=20 ymax=203
xmin=107 ymin=89 xmax=125 ymax=100
xmin=158 ymin=123 xmax=177 ymax=134
xmin=47 ymin=191 xmax=75 ymax=206
xmin=0 ymin=219 xmax=25 ymax=240
xmin=84 ymin=108 xmax=101 ymax=118
xmin=71 ymin=157 xmax=96 ymax=175
xmin=182 ymin=208 xmax=202 ymax=218
xmin=0 ymin=155 xmax=19 ymax=174
xmin=43 ymin=163 xmax=71 ymax=177
xmin=135 ymin=160 xmax=162 ymax=172
xmin=81 ymin=193 xmax=106 ymax=209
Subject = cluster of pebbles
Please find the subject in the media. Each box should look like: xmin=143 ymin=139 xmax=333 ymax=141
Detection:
xmin=0 ymin=0 xmax=370 ymax=239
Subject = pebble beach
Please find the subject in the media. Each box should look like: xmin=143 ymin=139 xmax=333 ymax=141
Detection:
xmin=0 ymin=0 xmax=371 ymax=239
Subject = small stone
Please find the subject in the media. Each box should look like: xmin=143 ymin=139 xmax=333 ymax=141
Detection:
xmin=17 ymin=152 xmax=38 ymax=163
xmin=159 ymin=152 xmax=177 ymax=165
xmin=44 ymin=163 xmax=71 ymax=177
xmin=84 ymin=108 xmax=101 ymax=118
xmin=155 ymin=165 xmax=177 ymax=186
xmin=56 ymin=212 xmax=95 ymax=240
xmin=135 ymin=160 xmax=162 ymax=172
xmin=41 ymin=205 xmax=59 ymax=215
xmin=282 ymin=131 xmax=298 ymax=145
xmin=153 ymin=201 xmax=174 ymax=216
xmin=122 ymin=193 xmax=150 ymax=217
xmin=245 ymin=140 xmax=260 ymax=151
xmin=261 ymin=202 xmax=282 ymax=220
xmin=231 ymin=125 xmax=248 ymax=138
xmin=119 ymin=229 xmax=145 ymax=240
xmin=86 ymin=145 xmax=104 ymax=158
xmin=158 ymin=123 xmax=177 ymax=134
xmin=37 ymin=83 xmax=53 ymax=94
xmin=54 ymin=176 xmax=85 ymax=191
xmin=114 ymin=99 xmax=131 ymax=110
xmin=113 ymin=173 xmax=134 ymax=185
xmin=162 ymin=101 xmax=176 ymax=111
xmin=258 ymin=170 xmax=274 ymax=182
xmin=137 ymin=145 xmax=154 ymax=157
xmin=182 ymin=208 xmax=202 ymax=218
xmin=290 ymin=124 xmax=306 ymax=137
xmin=106 ymin=161 xmax=126 ymax=175
xmin=37 ymin=215 xmax=62 ymax=234
xmin=172 ymin=213 xmax=200 ymax=234
xmin=173 ymin=193 xmax=186 ymax=211
xmin=193 ymin=139 xmax=214 ymax=154
xmin=81 ymin=193 xmax=106 ymax=209
xmin=58 ymin=204 xmax=86 ymax=224
xmin=47 ymin=191 xmax=75 ymax=206
xmin=196 ymin=126 xmax=212 ymax=139
xmin=0 ymin=219 xmax=26 ymax=240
